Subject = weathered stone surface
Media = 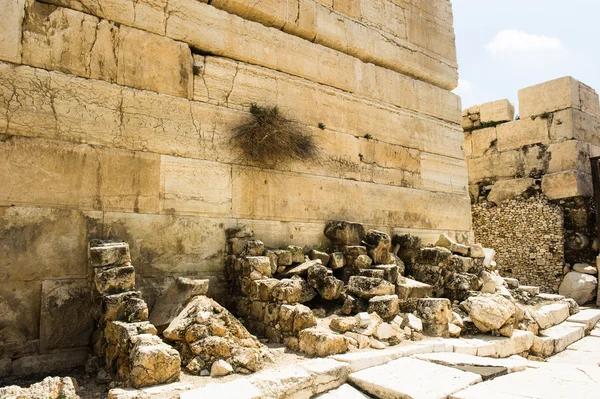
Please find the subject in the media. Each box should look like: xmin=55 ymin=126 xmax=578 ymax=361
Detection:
xmin=211 ymin=359 xmax=233 ymax=377
xmin=349 ymin=357 xmax=481 ymax=399
xmin=347 ymin=276 xmax=395 ymax=299
xmin=329 ymin=252 xmax=345 ymax=269
xmin=324 ymin=221 xmax=366 ymax=247
xmin=95 ymin=265 xmax=136 ymax=295
xmin=559 ymin=271 xmax=598 ymax=305
xmin=435 ymin=234 xmax=469 ymax=256
xmin=0 ymin=376 xmax=80 ymax=399
xmin=519 ymin=76 xmax=600 ymax=119
xmin=531 ymin=322 xmax=585 ymax=357
xmin=0 ymin=0 xmax=26 ymax=64
xmin=149 ymin=277 xmax=209 ymax=332
xmin=364 ymin=230 xmax=392 ymax=264
xmin=566 ymin=308 xmax=600 ymax=332
xmin=298 ymin=328 xmax=349 ymax=357
xmin=11 ymin=350 xmax=88 ymax=376
xmin=89 ymin=242 xmax=131 ymax=268
xmin=416 ymin=298 xmax=452 ymax=337
xmin=129 ymin=334 xmax=180 ymax=388
xmin=487 ymin=178 xmax=535 ymax=205
xmin=573 ymin=263 xmax=598 ymax=275
xmin=40 ymin=279 xmax=94 ymax=351
xmin=461 ymin=294 xmax=516 ymax=335
xmin=310 ymin=249 xmax=331 ymax=266
xmin=395 ymin=277 xmax=434 ymax=300
xmin=367 ymin=295 xmax=399 ymax=319
xmin=527 ymin=303 xmax=570 ymax=330
xmin=284 ymin=259 xmax=322 ymax=277
xmin=330 ymin=317 xmax=358 ymax=334
xmin=274 ymin=250 xmax=293 ymax=267
xmin=480 ymin=99 xmax=515 ymax=123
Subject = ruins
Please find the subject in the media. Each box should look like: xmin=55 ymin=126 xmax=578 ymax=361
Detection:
xmin=0 ymin=0 xmax=599 ymax=398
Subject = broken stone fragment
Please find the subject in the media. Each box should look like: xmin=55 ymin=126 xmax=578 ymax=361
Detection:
xmin=444 ymin=273 xmax=482 ymax=302
xmin=329 ymin=252 xmax=345 ymax=269
xmin=324 ymin=220 xmax=366 ymax=247
xmin=284 ymin=259 xmax=322 ymax=277
xmin=243 ymin=257 xmax=272 ymax=279
xmin=292 ymin=275 xmax=317 ymax=303
xmin=246 ymin=278 xmax=280 ymax=302
xmin=264 ymin=250 xmax=279 ymax=275
xmin=149 ymin=277 xmax=209 ymax=332
xmin=102 ymin=291 xmax=148 ymax=322
xmin=395 ymin=277 xmax=434 ymax=300
xmin=128 ymin=334 xmax=180 ymax=388
xmin=400 ymin=313 xmax=423 ymax=332
xmin=416 ymin=298 xmax=452 ymax=338
xmin=373 ymin=322 xmax=394 ymax=340
xmin=572 ymin=263 xmax=598 ymax=275
xmin=246 ymin=240 xmax=265 ymax=256
xmin=274 ymin=249 xmax=293 ymax=267
xmin=558 ymin=271 xmax=598 ymax=305
xmin=448 ymin=255 xmax=474 ymax=274
xmin=317 ymin=276 xmax=344 ymax=300
xmin=364 ymin=230 xmax=393 ymax=264
xmin=392 ymin=234 xmax=423 ymax=265
xmin=448 ymin=323 xmax=461 ymax=338
xmin=89 ymin=241 xmax=131 ymax=267
xmin=309 ymin=249 xmax=330 ymax=265
xmin=354 ymin=255 xmax=373 ymax=269
xmin=307 ymin=263 xmax=331 ymax=288
xmin=347 ymin=276 xmax=395 ymax=299
xmin=358 ymin=269 xmax=386 ymax=280
xmin=329 ymin=316 xmax=358 ymax=333
xmin=368 ymin=295 xmax=399 ymax=319
xmin=271 ymin=279 xmax=303 ymax=303
xmin=344 ymin=245 xmax=368 ymax=266
xmin=372 ymin=264 xmax=399 ymax=284
xmin=226 ymin=226 xmax=253 ymax=239
xmin=298 ymin=328 xmax=349 ymax=357
xmin=287 ymin=245 xmax=305 ymax=263
xmin=417 ymin=246 xmax=452 ymax=265
xmin=469 ymin=244 xmax=485 ymax=258
xmin=344 ymin=331 xmax=369 ymax=349
xmin=210 ymin=359 xmax=233 ymax=377
xmin=94 ymin=265 xmax=135 ymax=295
xmin=341 ymin=294 xmax=357 ymax=315
xmin=460 ymin=294 xmax=516 ymax=335
xmin=435 ymin=234 xmax=469 ymax=256
xmin=104 ymin=321 xmax=157 ymax=352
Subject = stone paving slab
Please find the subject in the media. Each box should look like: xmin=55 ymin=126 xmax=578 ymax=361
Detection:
xmin=349 ymin=357 xmax=482 ymax=399
xmin=567 ymin=309 xmax=600 ymax=332
xmin=414 ymin=352 xmax=529 ymax=373
xmin=531 ymin=322 xmax=585 ymax=357
xmin=590 ymin=327 xmax=600 ymax=338
xmin=450 ymin=365 xmax=600 ymax=399
xmin=546 ymin=348 xmax=600 ymax=366
xmin=563 ymin=336 xmax=600 ymax=352
xmin=180 ymin=379 xmax=262 ymax=399
xmin=314 ymin=384 xmax=371 ymax=398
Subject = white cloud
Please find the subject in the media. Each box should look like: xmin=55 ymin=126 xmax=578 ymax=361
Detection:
xmin=485 ymin=29 xmax=564 ymax=55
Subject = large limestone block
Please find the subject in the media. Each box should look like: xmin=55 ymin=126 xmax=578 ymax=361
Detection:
xmin=0 ymin=207 xmax=101 ymax=281
xmin=167 ymin=0 xmax=457 ymax=93
xmin=0 ymin=280 xmax=42 ymax=358
xmin=480 ymin=99 xmax=515 ymax=123
xmin=349 ymin=357 xmax=481 ymax=399
xmin=419 ymin=153 xmax=469 ymax=195
xmin=40 ymin=279 xmax=94 ymax=351
xmin=559 ymin=271 xmax=598 ymax=305
xmin=22 ymin=4 xmax=192 ymax=98
xmin=527 ymin=303 xmax=570 ymax=330
xmin=487 ymin=178 xmax=535 ymax=204
xmin=129 ymin=335 xmax=181 ymax=388
xmin=404 ymin=8 xmax=457 ymax=63
xmin=0 ymin=136 xmax=161 ymax=213
xmin=467 ymin=151 xmax=523 ymax=184
xmin=116 ymin=26 xmax=193 ymax=98
xmin=232 ymin=167 xmax=472 ymax=231
xmin=519 ymin=76 xmax=600 ymax=119
xmin=496 ymin=117 xmax=550 ymax=152
xmin=160 ymin=156 xmax=232 ymax=216
xmin=541 ymin=170 xmax=593 ymax=200
xmin=547 ymin=140 xmax=600 ymax=175
xmin=0 ymin=0 xmax=26 ymax=63
xmin=195 ymin=56 xmax=462 ymax=156
xmin=41 ymin=0 xmax=168 ymax=35
xmin=550 ymin=108 xmax=600 ymax=146
xmin=470 ymin=127 xmax=497 ymax=158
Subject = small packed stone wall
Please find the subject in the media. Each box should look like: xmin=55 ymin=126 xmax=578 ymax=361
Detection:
xmin=472 ymin=196 xmax=564 ymax=293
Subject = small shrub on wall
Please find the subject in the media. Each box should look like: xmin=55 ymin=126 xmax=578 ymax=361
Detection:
xmin=231 ymin=104 xmax=318 ymax=168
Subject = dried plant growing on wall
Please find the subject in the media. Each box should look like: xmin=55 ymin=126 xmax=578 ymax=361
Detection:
xmin=231 ymin=104 xmax=318 ymax=168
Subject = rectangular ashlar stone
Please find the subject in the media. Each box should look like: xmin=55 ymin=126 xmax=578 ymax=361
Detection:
xmin=469 ymin=127 xmax=497 ymax=158
xmin=419 ymin=153 xmax=469 ymax=195
xmin=160 ymin=156 xmax=232 ymax=217
xmin=542 ymin=170 xmax=593 ymax=200
xmin=22 ymin=4 xmax=193 ymax=98
xmin=231 ymin=167 xmax=472 ymax=231
xmin=0 ymin=135 xmax=161 ymax=213
xmin=549 ymin=108 xmax=600 ymax=146
xmin=519 ymin=76 xmax=600 ymax=119
xmin=0 ymin=0 xmax=26 ymax=63
xmin=547 ymin=140 xmax=600 ymax=175
xmin=496 ymin=118 xmax=550 ymax=152
xmin=479 ymin=99 xmax=515 ymax=123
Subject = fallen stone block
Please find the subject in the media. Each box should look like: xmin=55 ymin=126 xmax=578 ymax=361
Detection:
xmin=309 ymin=249 xmax=331 ymax=266
xmin=89 ymin=241 xmax=131 ymax=267
xmin=299 ymin=359 xmax=350 ymax=396
xmin=349 ymin=357 xmax=481 ymax=399
xmin=519 ymin=285 xmax=540 ymax=295
xmin=531 ymin=322 xmax=585 ymax=357
xmin=347 ymin=276 xmax=395 ymax=299
xmin=417 ymin=298 xmax=452 ymax=337
xmin=129 ymin=335 xmax=180 ymax=388
xmin=367 ymin=295 xmax=399 ymax=319
xmin=298 ymin=328 xmax=349 ymax=357
xmin=559 ymin=271 xmax=598 ymax=305
xmin=492 ymin=330 xmax=534 ymax=358
xmin=460 ymin=294 xmax=516 ymax=336
xmin=94 ymin=265 xmax=136 ymax=295
xmin=528 ymin=302 xmax=570 ymax=330
xmin=395 ymin=277 xmax=433 ymax=300
xmin=364 ymin=230 xmax=393 ymax=264
xmin=0 ymin=376 xmax=80 ymax=399
xmin=331 ymin=343 xmax=436 ymax=372
xmin=284 ymin=259 xmax=322 ymax=277
xmin=435 ymin=234 xmax=469 ymax=256
xmin=324 ymin=221 xmax=366 ymax=247
xmin=149 ymin=277 xmax=209 ymax=332
xmin=566 ymin=308 xmax=600 ymax=332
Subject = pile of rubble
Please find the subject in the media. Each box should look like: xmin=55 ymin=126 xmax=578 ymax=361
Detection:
xmin=0 ymin=377 xmax=79 ymax=399
xmin=89 ymin=241 xmax=181 ymax=388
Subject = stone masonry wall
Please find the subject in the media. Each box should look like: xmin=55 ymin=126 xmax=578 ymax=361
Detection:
xmin=0 ymin=0 xmax=470 ymax=376
xmin=472 ymin=195 xmax=564 ymax=293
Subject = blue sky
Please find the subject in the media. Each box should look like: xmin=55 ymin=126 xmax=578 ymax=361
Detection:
xmin=452 ymin=0 xmax=600 ymax=114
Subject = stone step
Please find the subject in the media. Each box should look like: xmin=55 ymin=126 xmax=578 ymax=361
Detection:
xmin=528 ymin=303 xmax=570 ymax=330
xmin=450 ymin=365 xmax=600 ymax=399
xmin=530 ymin=321 xmax=586 ymax=357
xmin=180 ymin=359 xmax=349 ymax=399
xmin=349 ymin=357 xmax=482 ymax=399
xmin=314 ymin=384 xmax=370 ymax=398
xmin=562 ymin=335 xmax=600 ymax=353
xmin=414 ymin=352 xmax=529 ymax=374
xmin=330 ymin=341 xmax=452 ymax=372
xmin=566 ymin=308 xmax=600 ymax=332
xmin=442 ymin=330 xmax=534 ymax=358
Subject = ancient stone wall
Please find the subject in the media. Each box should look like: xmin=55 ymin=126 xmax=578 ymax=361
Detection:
xmin=0 ymin=0 xmax=469 ymax=375
xmin=472 ymin=196 xmax=564 ymax=293
xmin=466 ymin=77 xmax=600 ymax=292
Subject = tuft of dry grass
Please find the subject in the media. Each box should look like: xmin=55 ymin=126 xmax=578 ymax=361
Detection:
xmin=230 ymin=104 xmax=318 ymax=167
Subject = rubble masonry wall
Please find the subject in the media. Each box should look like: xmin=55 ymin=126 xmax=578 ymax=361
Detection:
xmin=0 ymin=0 xmax=471 ymax=375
